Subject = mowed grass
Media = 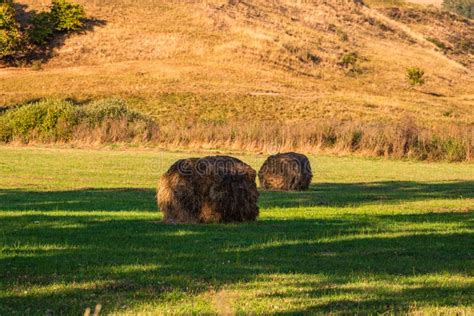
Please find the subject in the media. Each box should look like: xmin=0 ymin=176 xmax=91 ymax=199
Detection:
xmin=0 ymin=146 xmax=473 ymax=315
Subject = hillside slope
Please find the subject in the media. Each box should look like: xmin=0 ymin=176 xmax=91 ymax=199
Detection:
xmin=0 ymin=0 xmax=473 ymax=127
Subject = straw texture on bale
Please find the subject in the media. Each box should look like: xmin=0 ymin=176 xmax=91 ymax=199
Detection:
xmin=158 ymin=156 xmax=259 ymax=224
xmin=258 ymin=152 xmax=313 ymax=191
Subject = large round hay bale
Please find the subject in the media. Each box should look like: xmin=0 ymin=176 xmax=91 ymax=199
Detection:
xmin=258 ymin=152 xmax=313 ymax=191
xmin=157 ymin=156 xmax=259 ymax=224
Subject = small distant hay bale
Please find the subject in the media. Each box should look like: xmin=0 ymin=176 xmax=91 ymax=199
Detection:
xmin=258 ymin=152 xmax=313 ymax=191
xmin=157 ymin=156 xmax=259 ymax=224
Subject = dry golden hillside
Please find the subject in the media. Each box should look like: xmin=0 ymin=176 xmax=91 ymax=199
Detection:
xmin=1 ymin=0 xmax=473 ymax=127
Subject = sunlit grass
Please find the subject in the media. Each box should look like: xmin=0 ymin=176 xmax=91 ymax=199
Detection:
xmin=0 ymin=146 xmax=472 ymax=314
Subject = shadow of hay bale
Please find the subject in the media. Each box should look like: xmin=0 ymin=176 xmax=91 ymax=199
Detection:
xmin=157 ymin=156 xmax=259 ymax=224
xmin=258 ymin=152 xmax=313 ymax=191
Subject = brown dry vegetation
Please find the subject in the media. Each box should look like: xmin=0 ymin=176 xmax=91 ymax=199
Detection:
xmin=157 ymin=118 xmax=473 ymax=161
xmin=0 ymin=0 xmax=473 ymax=159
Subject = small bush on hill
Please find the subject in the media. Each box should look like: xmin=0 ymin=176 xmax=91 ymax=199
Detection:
xmin=406 ymin=67 xmax=425 ymax=86
xmin=340 ymin=52 xmax=358 ymax=67
xmin=443 ymin=0 xmax=473 ymax=18
xmin=299 ymin=51 xmax=321 ymax=65
xmin=339 ymin=52 xmax=363 ymax=75
xmin=50 ymin=0 xmax=85 ymax=31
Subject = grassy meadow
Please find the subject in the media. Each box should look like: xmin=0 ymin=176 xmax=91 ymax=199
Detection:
xmin=0 ymin=146 xmax=473 ymax=314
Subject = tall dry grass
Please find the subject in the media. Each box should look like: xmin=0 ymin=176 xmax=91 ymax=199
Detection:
xmin=157 ymin=118 xmax=473 ymax=162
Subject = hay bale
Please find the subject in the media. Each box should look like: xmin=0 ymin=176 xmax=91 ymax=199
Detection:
xmin=157 ymin=156 xmax=259 ymax=224
xmin=258 ymin=152 xmax=313 ymax=191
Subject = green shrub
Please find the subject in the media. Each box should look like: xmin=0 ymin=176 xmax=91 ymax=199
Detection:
xmin=27 ymin=11 xmax=54 ymax=44
xmin=406 ymin=67 xmax=425 ymax=86
xmin=442 ymin=138 xmax=467 ymax=162
xmin=298 ymin=51 xmax=321 ymax=65
xmin=351 ymin=130 xmax=363 ymax=149
xmin=443 ymin=0 xmax=473 ymax=18
xmin=420 ymin=136 xmax=468 ymax=162
xmin=83 ymin=99 xmax=133 ymax=124
xmin=339 ymin=52 xmax=363 ymax=75
xmin=0 ymin=0 xmax=23 ymax=58
xmin=0 ymin=99 xmax=76 ymax=142
xmin=0 ymin=116 xmax=13 ymax=142
xmin=340 ymin=52 xmax=358 ymax=67
xmin=81 ymin=99 xmax=154 ymax=126
xmin=0 ymin=99 xmax=158 ymax=143
xmin=50 ymin=0 xmax=85 ymax=32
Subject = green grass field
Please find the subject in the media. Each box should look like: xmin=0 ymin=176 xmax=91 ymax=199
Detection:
xmin=0 ymin=146 xmax=473 ymax=315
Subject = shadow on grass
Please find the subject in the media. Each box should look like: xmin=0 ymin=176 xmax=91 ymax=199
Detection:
xmin=261 ymin=181 xmax=474 ymax=208
xmin=1 ymin=181 xmax=472 ymax=212
xmin=0 ymin=188 xmax=156 ymax=212
xmin=0 ymin=181 xmax=473 ymax=313
xmin=0 ymin=213 xmax=472 ymax=314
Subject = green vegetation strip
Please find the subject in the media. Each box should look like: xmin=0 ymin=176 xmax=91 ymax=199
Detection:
xmin=0 ymin=147 xmax=473 ymax=314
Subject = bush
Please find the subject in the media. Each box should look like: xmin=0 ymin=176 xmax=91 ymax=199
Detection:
xmin=0 ymin=0 xmax=23 ymax=58
xmin=82 ymin=99 xmax=141 ymax=125
xmin=340 ymin=52 xmax=358 ymax=67
xmin=77 ymin=99 xmax=158 ymax=142
xmin=27 ymin=11 xmax=54 ymax=44
xmin=50 ymin=0 xmax=85 ymax=32
xmin=0 ymin=99 xmax=158 ymax=143
xmin=0 ymin=99 xmax=76 ymax=142
xmin=0 ymin=116 xmax=13 ymax=142
xmin=443 ymin=0 xmax=473 ymax=18
xmin=441 ymin=138 xmax=467 ymax=162
xmin=406 ymin=67 xmax=425 ymax=86
xmin=339 ymin=52 xmax=362 ymax=75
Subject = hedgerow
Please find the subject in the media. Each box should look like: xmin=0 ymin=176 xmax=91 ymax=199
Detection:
xmin=0 ymin=99 xmax=158 ymax=143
